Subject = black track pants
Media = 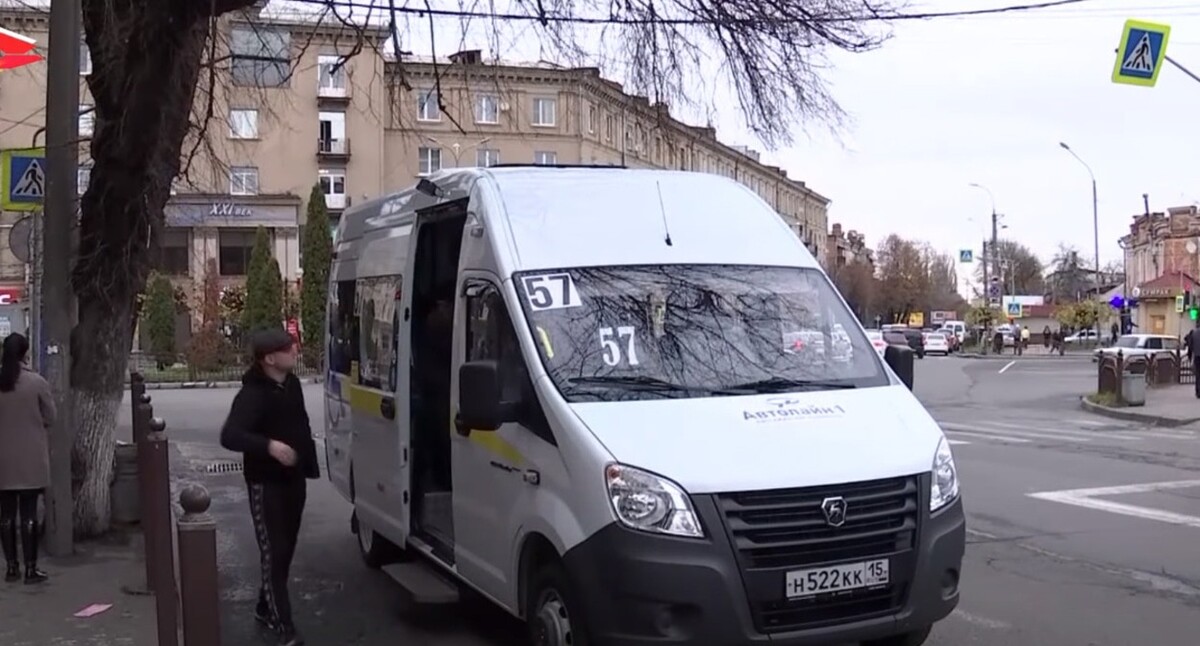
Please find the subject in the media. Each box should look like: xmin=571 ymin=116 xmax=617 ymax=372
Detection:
xmin=248 ymin=478 xmax=306 ymax=629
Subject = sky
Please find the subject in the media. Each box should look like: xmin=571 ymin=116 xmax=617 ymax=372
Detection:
xmin=742 ymin=0 xmax=1199 ymax=272
xmin=341 ymin=0 xmax=1198 ymax=280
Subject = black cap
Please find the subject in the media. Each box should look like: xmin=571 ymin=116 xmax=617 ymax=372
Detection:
xmin=250 ymin=328 xmax=296 ymax=361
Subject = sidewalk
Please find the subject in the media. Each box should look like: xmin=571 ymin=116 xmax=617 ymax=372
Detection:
xmin=959 ymin=344 xmax=1093 ymax=359
xmin=0 ymin=531 xmax=157 ymax=645
xmin=1081 ymin=384 xmax=1200 ymax=426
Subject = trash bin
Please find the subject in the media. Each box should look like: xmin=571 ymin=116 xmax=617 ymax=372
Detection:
xmin=110 ymin=441 xmax=140 ymax=524
xmin=1122 ymin=371 xmax=1146 ymax=406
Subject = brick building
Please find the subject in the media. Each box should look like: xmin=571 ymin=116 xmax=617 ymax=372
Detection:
xmin=1119 ymin=205 xmax=1200 ymax=336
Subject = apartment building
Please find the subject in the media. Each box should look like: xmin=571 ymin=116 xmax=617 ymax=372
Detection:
xmin=826 ymin=223 xmax=875 ymax=271
xmin=1119 ymin=205 xmax=1200 ymax=336
xmin=0 ymin=6 xmax=830 ymax=309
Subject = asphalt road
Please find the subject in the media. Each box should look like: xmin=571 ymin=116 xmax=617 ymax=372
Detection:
xmin=135 ymin=356 xmax=1200 ymax=645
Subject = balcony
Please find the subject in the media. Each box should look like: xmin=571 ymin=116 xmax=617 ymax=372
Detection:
xmin=318 ymin=84 xmax=351 ymax=103
xmin=318 ymin=138 xmax=350 ymax=159
xmin=324 ymin=193 xmax=350 ymax=210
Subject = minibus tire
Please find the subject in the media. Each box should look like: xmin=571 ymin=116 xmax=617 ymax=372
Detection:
xmin=862 ymin=625 xmax=932 ymax=646
xmin=527 ymin=561 xmax=590 ymax=646
xmin=353 ymin=511 xmax=397 ymax=569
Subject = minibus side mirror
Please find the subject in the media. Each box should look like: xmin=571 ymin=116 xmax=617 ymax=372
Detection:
xmin=885 ymin=344 xmax=915 ymax=390
xmin=457 ymin=360 xmax=509 ymax=433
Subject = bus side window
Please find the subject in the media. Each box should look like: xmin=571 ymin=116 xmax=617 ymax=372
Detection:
xmin=330 ymin=279 xmax=360 ymax=378
xmin=464 ymin=283 xmax=555 ymax=445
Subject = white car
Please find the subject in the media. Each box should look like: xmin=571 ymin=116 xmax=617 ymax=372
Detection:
xmin=923 ymin=331 xmax=950 ymax=355
xmin=1064 ymin=329 xmax=1100 ymax=344
xmin=864 ymin=330 xmax=888 ymax=358
xmin=1092 ymin=334 xmax=1179 ymax=362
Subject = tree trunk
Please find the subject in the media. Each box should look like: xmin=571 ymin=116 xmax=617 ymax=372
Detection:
xmin=68 ymin=1 xmax=216 ymax=536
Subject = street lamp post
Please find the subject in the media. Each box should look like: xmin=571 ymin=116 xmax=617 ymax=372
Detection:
xmin=1059 ymin=142 xmax=1102 ymax=341
xmin=425 ymin=136 xmax=493 ymax=166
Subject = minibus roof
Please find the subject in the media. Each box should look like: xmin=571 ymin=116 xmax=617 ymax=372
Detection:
xmin=483 ymin=167 xmax=821 ymax=272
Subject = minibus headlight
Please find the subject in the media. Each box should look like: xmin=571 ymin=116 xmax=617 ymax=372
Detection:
xmin=930 ymin=436 xmax=960 ymax=512
xmin=604 ymin=464 xmax=704 ymax=538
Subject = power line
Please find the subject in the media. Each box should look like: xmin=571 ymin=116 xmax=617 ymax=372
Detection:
xmin=284 ymin=0 xmax=1096 ymax=26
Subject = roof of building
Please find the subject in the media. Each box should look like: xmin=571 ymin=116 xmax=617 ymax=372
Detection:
xmin=1137 ymin=270 xmax=1197 ymax=293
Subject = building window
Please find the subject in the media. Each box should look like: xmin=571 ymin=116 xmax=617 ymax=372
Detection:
xmin=605 ymin=114 xmax=615 ymax=142
xmin=229 ymin=166 xmax=259 ymax=196
xmin=78 ymin=105 xmax=94 ymax=137
xmin=476 ymin=148 xmax=500 ymax=167
xmin=317 ymin=54 xmax=346 ymax=94
xmin=532 ymin=98 xmax=556 ymax=127
xmin=474 ymin=94 xmax=499 ymax=124
xmin=318 ymin=110 xmax=346 ymax=152
xmin=79 ymin=41 xmax=91 ymax=75
xmin=155 ymin=229 xmax=191 ymax=275
xmin=76 ymin=165 xmax=90 ymax=195
xmin=319 ymin=169 xmax=346 ymax=209
xmin=230 ymin=27 xmax=290 ymax=88
xmin=228 ymin=109 xmax=258 ymax=139
xmin=534 ymin=151 xmax=557 ymax=165
xmin=217 ymin=229 xmax=257 ymax=276
xmin=417 ymin=90 xmax=440 ymax=122
xmin=418 ymin=147 xmax=441 ymax=175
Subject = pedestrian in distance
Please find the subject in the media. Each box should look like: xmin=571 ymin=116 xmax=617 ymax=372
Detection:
xmin=1184 ymin=321 xmax=1200 ymax=399
xmin=220 ymin=329 xmax=319 ymax=646
xmin=0 ymin=333 xmax=56 ymax=585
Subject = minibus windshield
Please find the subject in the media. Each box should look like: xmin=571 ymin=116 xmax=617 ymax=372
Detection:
xmin=514 ymin=264 xmax=890 ymax=402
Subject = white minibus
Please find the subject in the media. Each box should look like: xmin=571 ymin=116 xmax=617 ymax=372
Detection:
xmin=324 ymin=166 xmax=964 ymax=646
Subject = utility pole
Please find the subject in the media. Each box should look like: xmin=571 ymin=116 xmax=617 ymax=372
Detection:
xmin=991 ymin=208 xmax=1001 ymax=302
xmin=42 ymin=0 xmax=82 ymax=556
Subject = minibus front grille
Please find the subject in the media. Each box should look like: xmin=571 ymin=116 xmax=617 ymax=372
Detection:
xmin=714 ymin=475 xmax=920 ymax=633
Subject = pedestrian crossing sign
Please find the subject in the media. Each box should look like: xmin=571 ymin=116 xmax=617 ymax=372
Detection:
xmin=0 ymin=147 xmax=45 ymax=211
xmin=1006 ymin=302 xmax=1022 ymax=318
xmin=1112 ymin=19 xmax=1170 ymax=87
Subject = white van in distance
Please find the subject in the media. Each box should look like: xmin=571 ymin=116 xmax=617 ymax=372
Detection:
xmin=324 ymin=166 xmax=965 ymax=646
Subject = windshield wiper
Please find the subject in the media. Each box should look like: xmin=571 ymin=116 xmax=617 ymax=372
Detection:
xmin=567 ymin=375 xmax=695 ymax=392
xmin=718 ymin=377 xmax=857 ymax=394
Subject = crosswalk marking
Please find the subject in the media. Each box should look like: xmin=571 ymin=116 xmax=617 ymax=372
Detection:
xmin=937 ymin=418 xmax=1198 ymax=447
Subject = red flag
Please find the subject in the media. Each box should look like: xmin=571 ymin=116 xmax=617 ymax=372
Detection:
xmin=0 ymin=27 xmax=41 ymax=71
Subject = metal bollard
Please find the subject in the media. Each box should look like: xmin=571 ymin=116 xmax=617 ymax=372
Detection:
xmin=145 ymin=419 xmax=179 ymax=645
xmin=133 ymin=393 xmax=153 ymax=445
xmin=130 ymin=371 xmax=145 ymax=423
xmin=178 ymin=485 xmax=221 ymax=646
xmin=137 ymin=410 xmax=159 ymax=590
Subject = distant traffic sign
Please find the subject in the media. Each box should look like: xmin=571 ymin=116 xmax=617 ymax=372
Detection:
xmin=1112 ymin=19 xmax=1170 ymax=87
xmin=0 ymin=147 xmax=45 ymax=211
xmin=987 ymin=283 xmax=1001 ymax=299
xmin=1005 ymin=302 xmax=1023 ymax=318
xmin=959 ymin=249 xmax=973 ymax=263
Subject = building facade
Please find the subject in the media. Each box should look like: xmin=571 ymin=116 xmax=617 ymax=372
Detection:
xmin=826 ymin=223 xmax=874 ymax=271
xmin=1119 ymin=205 xmax=1200 ymax=336
xmin=0 ymin=7 xmax=830 ymax=320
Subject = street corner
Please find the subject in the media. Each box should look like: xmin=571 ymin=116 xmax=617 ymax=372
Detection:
xmin=1080 ymin=391 xmax=1200 ymax=427
xmin=1027 ymin=480 xmax=1200 ymax=530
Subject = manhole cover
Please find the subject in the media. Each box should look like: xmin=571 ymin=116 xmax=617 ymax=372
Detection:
xmin=204 ymin=461 xmax=243 ymax=475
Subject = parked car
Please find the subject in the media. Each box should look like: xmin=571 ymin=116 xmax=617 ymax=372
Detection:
xmin=899 ymin=327 xmax=926 ymax=358
xmin=937 ymin=327 xmax=961 ymax=352
xmin=924 ymin=331 xmax=951 ymax=356
xmin=1093 ymin=334 xmax=1180 ymax=362
xmin=864 ymin=329 xmax=889 ymax=358
xmin=1064 ymin=329 xmax=1100 ymax=344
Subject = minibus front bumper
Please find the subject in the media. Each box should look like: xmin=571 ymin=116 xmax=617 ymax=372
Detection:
xmin=562 ymin=476 xmax=964 ymax=645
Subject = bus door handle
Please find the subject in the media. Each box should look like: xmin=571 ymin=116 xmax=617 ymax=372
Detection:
xmin=380 ymin=397 xmax=395 ymax=420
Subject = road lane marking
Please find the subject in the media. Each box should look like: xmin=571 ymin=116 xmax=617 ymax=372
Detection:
xmin=982 ymin=421 xmax=1142 ymax=441
xmin=951 ymin=608 xmax=1011 ymax=630
xmin=943 ymin=428 xmax=1031 ymax=443
xmin=1028 ymin=480 xmax=1200 ymax=529
xmin=1138 ymin=430 xmax=1197 ymax=440
xmin=947 ymin=439 xmax=970 ymax=445
xmin=998 ymin=360 xmax=1015 ymax=373
xmin=940 ymin=422 xmax=1088 ymax=443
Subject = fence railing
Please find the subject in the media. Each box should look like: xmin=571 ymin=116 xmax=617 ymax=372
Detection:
xmin=129 ymin=372 xmax=222 ymax=645
xmin=1096 ymin=349 xmax=1191 ymax=404
xmin=127 ymin=352 xmax=319 ymax=384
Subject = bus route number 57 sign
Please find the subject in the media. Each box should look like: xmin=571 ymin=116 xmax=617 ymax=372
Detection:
xmin=0 ymin=27 xmax=43 ymax=71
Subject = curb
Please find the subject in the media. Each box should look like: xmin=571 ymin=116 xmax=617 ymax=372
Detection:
xmin=135 ymin=376 xmax=325 ymax=391
xmin=1078 ymin=395 xmax=1200 ymax=427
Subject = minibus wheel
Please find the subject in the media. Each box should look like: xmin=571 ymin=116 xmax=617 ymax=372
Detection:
xmin=862 ymin=625 xmax=932 ymax=646
xmin=353 ymin=511 xmax=397 ymax=568
xmin=527 ymin=561 xmax=589 ymax=646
